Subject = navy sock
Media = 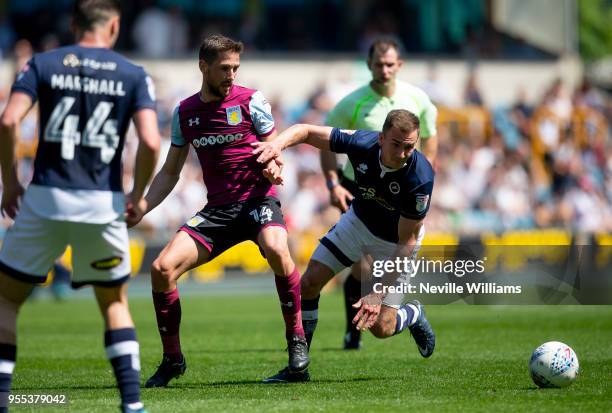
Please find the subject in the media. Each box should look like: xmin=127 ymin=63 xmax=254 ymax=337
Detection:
xmin=0 ymin=343 xmax=16 ymax=412
xmin=343 ymin=275 xmax=362 ymax=337
xmin=394 ymin=303 xmax=420 ymax=335
xmin=104 ymin=328 xmax=142 ymax=410
xmin=301 ymin=296 xmax=320 ymax=349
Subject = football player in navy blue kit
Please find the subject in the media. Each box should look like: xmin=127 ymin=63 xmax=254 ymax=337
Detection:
xmin=0 ymin=1 xmax=160 ymax=412
xmin=253 ymin=109 xmax=435 ymax=382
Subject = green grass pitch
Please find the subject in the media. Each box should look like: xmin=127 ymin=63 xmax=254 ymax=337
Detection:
xmin=10 ymin=290 xmax=612 ymax=412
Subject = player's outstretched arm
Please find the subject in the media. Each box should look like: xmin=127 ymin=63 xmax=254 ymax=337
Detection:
xmin=352 ymin=217 xmax=423 ymax=330
xmin=126 ymin=143 xmax=189 ymax=228
xmin=252 ymin=124 xmax=334 ymax=164
xmin=0 ymin=92 xmax=33 ymax=218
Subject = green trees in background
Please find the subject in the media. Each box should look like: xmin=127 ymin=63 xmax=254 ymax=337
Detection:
xmin=579 ymin=0 xmax=612 ymax=61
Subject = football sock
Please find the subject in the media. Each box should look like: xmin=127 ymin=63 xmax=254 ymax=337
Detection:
xmin=394 ymin=303 xmax=420 ymax=335
xmin=104 ymin=328 xmax=142 ymax=410
xmin=274 ymin=268 xmax=305 ymax=340
xmin=301 ymin=296 xmax=320 ymax=348
xmin=343 ymin=274 xmax=362 ymax=337
xmin=0 ymin=343 xmax=16 ymax=412
xmin=152 ymin=289 xmax=182 ymax=360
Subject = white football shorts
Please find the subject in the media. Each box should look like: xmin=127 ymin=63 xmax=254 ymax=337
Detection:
xmin=311 ymin=206 xmax=425 ymax=308
xmin=0 ymin=199 xmax=131 ymax=288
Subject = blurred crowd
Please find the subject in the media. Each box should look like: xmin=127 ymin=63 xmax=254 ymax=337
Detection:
xmin=429 ymin=76 xmax=611 ymax=234
xmin=0 ymin=38 xmax=610 ymax=239
xmin=1 ymin=0 xmax=552 ymax=59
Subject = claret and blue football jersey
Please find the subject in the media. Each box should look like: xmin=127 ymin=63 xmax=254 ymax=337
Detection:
xmin=170 ymin=85 xmax=277 ymax=206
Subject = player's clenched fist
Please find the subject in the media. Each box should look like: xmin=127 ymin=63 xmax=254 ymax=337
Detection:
xmin=125 ymin=196 xmax=148 ymax=228
xmin=0 ymin=179 xmax=24 ymax=219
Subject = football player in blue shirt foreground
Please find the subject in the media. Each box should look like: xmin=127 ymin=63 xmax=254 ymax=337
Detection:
xmin=0 ymin=1 xmax=160 ymax=411
xmin=253 ymin=109 xmax=436 ymax=382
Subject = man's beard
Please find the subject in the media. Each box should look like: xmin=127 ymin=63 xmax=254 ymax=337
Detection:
xmin=207 ymin=80 xmax=231 ymax=98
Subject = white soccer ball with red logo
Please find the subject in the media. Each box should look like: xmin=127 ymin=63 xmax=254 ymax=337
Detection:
xmin=529 ymin=341 xmax=579 ymax=388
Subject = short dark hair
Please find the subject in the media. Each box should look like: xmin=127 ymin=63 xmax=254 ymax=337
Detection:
xmin=368 ymin=38 xmax=401 ymax=61
xmin=382 ymin=109 xmax=420 ymax=135
xmin=198 ymin=34 xmax=244 ymax=64
xmin=72 ymin=0 xmax=121 ymax=32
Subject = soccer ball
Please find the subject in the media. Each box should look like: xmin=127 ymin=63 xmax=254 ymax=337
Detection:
xmin=529 ymin=341 xmax=579 ymax=388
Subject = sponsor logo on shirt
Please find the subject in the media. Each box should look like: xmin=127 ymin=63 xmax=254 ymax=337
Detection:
xmin=62 ymin=54 xmax=117 ymax=71
xmin=191 ymin=133 xmax=244 ymax=148
xmin=357 ymin=163 xmax=368 ymax=174
xmin=359 ymin=186 xmax=396 ymax=210
xmin=359 ymin=186 xmax=376 ymax=199
xmin=188 ymin=117 xmax=200 ymax=126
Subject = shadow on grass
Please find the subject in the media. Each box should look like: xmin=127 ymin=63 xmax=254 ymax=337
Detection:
xmin=166 ymin=375 xmax=384 ymax=388
xmin=520 ymin=386 xmax=561 ymax=391
xmin=14 ymin=375 xmax=385 ymax=391
xmin=314 ymin=347 xmax=355 ymax=352
xmin=200 ymin=348 xmax=284 ymax=354
xmin=14 ymin=384 xmax=117 ymax=391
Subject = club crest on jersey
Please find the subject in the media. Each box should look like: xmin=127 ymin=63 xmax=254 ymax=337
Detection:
xmin=188 ymin=116 xmax=200 ymax=127
xmin=226 ymin=105 xmax=242 ymax=125
xmin=357 ymin=163 xmax=368 ymax=174
xmin=389 ymin=181 xmax=401 ymax=194
xmin=415 ymin=194 xmax=429 ymax=212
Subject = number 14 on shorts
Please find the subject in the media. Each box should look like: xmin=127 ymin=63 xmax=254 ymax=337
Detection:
xmin=249 ymin=206 xmax=273 ymax=224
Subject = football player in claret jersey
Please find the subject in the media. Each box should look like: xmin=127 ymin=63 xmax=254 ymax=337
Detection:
xmin=322 ymin=39 xmax=438 ymax=350
xmin=0 ymin=1 xmax=160 ymax=412
xmin=253 ymin=110 xmax=436 ymax=382
xmin=126 ymin=34 xmax=309 ymax=386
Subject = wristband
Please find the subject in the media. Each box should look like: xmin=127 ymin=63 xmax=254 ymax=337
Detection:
xmin=326 ymin=178 xmax=339 ymax=190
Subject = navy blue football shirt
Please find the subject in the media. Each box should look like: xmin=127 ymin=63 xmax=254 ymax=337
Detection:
xmin=329 ymin=128 xmax=434 ymax=243
xmin=12 ymin=45 xmax=156 ymax=192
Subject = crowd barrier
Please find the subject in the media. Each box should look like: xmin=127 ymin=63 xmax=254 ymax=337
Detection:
xmin=41 ymin=229 xmax=610 ymax=283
